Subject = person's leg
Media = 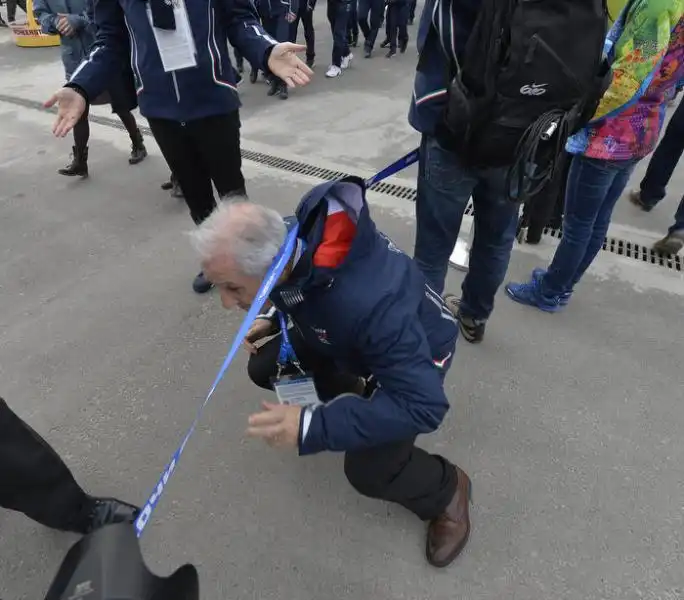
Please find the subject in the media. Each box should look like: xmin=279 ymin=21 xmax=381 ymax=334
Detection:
xmin=58 ymin=105 xmax=90 ymax=177
xmin=6 ymin=0 xmax=16 ymax=21
xmin=634 ymin=100 xmax=684 ymax=209
xmin=327 ymin=0 xmax=341 ymax=67
xmin=458 ymin=165 xmax=519 ymax=322
xmin=336 ymin=0 xmax=352 ymax=64
xmin=408 ymin=0 xmax=416 ymax=23
xmin=397 ymin=0 xmax=409 ymax=52
xmin=413 ymin=134 xmax=478 ymax=295
xmin=301 ymin=2 xmax=316 ymax=66
xmin=652 ymin=194 xmax=684 ymax=255
xmin=190 ymin=111 xmax=247 ymax=201
xmin=358 ymin=0 xmax=370 ymax=39
xmin=0 ymin=398 xmax=138 ymax=533
xmin=386 ymin=3 xmax=398 ymax=54
xmin=116 ymin=110 xmax=147 ymax=165
xmin=567 ymin=160 xmax=638 ymax=288
xmin=366 ymin=0 xmax=384 ymax=51
xmin=149 ymin=118 xmax=216 ymax=226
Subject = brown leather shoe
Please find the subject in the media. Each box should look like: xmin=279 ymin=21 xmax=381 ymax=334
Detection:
xmin=426 ymin=465 xmax=472 ymax=568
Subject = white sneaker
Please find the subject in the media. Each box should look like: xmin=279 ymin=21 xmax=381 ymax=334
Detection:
xmin=325 ymin=65 xmax=342 ymax=78
xmin=341 ymin=53 xmax=353 ymax=70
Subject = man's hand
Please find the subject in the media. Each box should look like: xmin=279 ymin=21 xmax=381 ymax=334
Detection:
xmin=243 ymin=318 xmax=277 ymax=354
xmin=247 ymin=402 xmax=302 ymax=449
xmin=267 ymin=43 xmax=314 ymax=88
xmin=56 ymin=14 xmax=75 ymax=37
xmin=44 ymin=88 xmax=87 ymax=138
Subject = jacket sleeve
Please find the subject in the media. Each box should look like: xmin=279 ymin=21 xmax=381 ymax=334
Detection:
xmin=592 ymin=1 xmax=682 ymax=122
xmin=298 ymin=304 xmax=451 ymax=455
xmin=67 ymin=0 xmax=129 ymax=100
xmin=221 ymin=0 xmax=277 ymax=72
xmin=33 ymin=0 xmax=59 ymax=35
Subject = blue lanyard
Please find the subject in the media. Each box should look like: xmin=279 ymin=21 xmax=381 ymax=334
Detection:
xmin=131 ymin=149 xmax=418 ymax=538
xmin=133 ymin=224 xmax=299 ymax=537
xmin=276 ymin=311 xmax=305 ymax=377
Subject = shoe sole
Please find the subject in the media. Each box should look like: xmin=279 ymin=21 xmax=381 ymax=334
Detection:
xmin=505 ymin=286 xmax=561 ymax=313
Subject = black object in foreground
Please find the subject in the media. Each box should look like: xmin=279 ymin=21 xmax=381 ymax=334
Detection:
xmin=44 ymin=522 xmax=199 ymax=600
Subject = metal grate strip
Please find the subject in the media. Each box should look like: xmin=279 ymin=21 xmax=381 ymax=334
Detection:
xmin=1 ymin=93 xmax=680 ymax=272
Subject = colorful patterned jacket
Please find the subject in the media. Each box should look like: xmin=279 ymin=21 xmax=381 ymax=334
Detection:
xmin=567 ymin=0 xmax=684 ymax=160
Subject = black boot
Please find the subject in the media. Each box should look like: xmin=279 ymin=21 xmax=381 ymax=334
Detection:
xmin=128 ymin=129 xmax=147 ymax=165
xmin=58 ymin=146 xmax=89 ymax=178
xmin=249 ymin=67 xmax=259 ymax=83
xmin=279 ymin=83 xmax=289 ymax=100
xmin=267 ymin=78 xmax=279 ymax=96
xmin=399 ymin=36 xmax=409 ymax=53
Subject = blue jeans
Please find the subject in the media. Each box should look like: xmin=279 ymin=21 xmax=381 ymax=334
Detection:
xmin=357 ymin=0 xmax=384 ymax=49
xmin=414 ymin=135 xmax=520 ymax=321
xmin=542 ymin=154 xmax=639 ymax=297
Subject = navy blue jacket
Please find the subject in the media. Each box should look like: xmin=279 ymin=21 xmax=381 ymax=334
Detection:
xmin=270 ymin=178 xmax=459 ymax=455
xmin=408 ymin=0 xmax=479 ymax=136
xmin=70 ymin=0 xmax=277 ymax=121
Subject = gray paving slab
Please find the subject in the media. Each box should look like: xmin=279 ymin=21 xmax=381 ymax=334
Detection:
xmin=1 ymin=13 xmax=684 ymax=600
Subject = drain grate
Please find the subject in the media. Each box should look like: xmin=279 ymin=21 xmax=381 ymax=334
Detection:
xmin=2 ymin=93 xmax=680 ymax=272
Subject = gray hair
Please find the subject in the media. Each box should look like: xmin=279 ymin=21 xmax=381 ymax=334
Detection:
xmin=189 ymin=200 xmax=287 ymax=277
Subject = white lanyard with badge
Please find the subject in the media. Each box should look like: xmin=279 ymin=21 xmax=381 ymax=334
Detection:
xmin=147 ymin=0 xmax=198 ymax=72
xmin=271 ymin=312 xmax=323 ymax=409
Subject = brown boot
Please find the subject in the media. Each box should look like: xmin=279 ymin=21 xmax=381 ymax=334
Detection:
xmin=426 ymin=465 xmax=471 ymax=568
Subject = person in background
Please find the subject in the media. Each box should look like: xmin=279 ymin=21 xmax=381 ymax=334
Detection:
xmin=408 ymin=0 xmax=518 ymax=345
xmin=46 ymin=0 xmax=312 ymax=294
xmin=0 ymin=396 xmax=138 ymax=533
xmin=408 ymin=0 xmax=417 ymax=25
xmin=347 ymin=0 xmax=358 ymax=48
xmin=506 ymin=0 xmax=684 ymax=311
xmin=383 ymin=0 xmax=408 ymax=58
xmin=260 ymin=0 xmax=296 ymax=99
xmin=326 ymin=0 xmax=353 ymax=78
xmin=161 ymin=172 xmax=184 ymax=199
xmin=357 ymin=0 xmax=384 ymax=58
xmin=34 ymin=0 xmax=146 ymax=178
xmin=4 ymin=0 xmax=26 ymax=23
xmin=628 ymin=91 xmax=684 ymax=255
xmin=289 ymin=0 xmax=316 ymax=68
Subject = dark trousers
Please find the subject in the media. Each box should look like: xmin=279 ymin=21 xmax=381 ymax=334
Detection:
xmin=639 ymin=99 xmax=684 ymax=208
xmin=358 ymin=0 xmax=384 ymax=49
xmin=408 ymin=0 xmax=416 ymax=21
xmin=6 ymin=0 xmax=26 ymax=21
xmin=148 ymin=112 xmax=245 ymax=225
xmin=262 ymin=13 xmax=291 ymax=81
xmin=0 ymin=398 xmax=92 ymax=530
xmin=289 ymin=0 xmax=316 ymax=61
xmin=347 ymin=0 xmax=358 ymax=39
xmin=247 ymin=328 xmax=457 ymax=520
xmin=327 ymin=0 xmax=352 ymax=67
xmin=385 ymin=0 xmax=408 ymax=51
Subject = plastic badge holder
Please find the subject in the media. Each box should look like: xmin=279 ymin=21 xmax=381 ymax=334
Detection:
xmin=43 ymin=522 xmax=199 ymax=600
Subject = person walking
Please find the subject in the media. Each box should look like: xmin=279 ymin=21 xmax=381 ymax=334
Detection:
xmin=34 ymin=0 xmax=146 ymax=178
xmin=506 ymin=0 xmax=684 ymax=311
xmin=45 ymin=0 xmax=312 ymax=293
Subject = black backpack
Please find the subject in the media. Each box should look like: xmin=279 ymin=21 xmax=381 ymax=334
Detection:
xmin=439 ymin=0 xmax=612 ymax=202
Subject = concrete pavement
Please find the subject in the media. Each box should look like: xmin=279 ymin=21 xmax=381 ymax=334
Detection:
xmin=1 ymin=11 xmax=683 ymax=600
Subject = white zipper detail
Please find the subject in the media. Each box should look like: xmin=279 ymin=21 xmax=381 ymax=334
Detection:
xmin=171 ymin=71 xmax=181 ymax=102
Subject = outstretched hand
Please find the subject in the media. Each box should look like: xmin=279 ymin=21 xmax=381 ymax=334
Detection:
xmin=45 ymin=88 xmax=87 ymax=138
xmin=267 ymin=42 xmax=314 ymax=88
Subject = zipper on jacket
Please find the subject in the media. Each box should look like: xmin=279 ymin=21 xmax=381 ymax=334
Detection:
xmin=171 ymin=71 xmax=181 ymax=102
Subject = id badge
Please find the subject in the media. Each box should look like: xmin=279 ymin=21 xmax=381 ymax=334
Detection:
xmin=272 ymin=374 xmax=322 ymax=408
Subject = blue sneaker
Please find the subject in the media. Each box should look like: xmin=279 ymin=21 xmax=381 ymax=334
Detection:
xmin=531 ymin=268 xmax=572 ymax=306
xmin=505 ymin=272 xmax=564 ymax=313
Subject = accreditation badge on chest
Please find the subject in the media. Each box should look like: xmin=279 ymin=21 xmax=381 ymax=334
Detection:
xmin=147 ymin=0 xmax=198 ymax=72
xmin=270 ymin=311 xmax=322 ymax=409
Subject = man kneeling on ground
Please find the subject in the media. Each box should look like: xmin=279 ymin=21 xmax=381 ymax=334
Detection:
xmin=190 ymin=179 xmax=471 ymax=568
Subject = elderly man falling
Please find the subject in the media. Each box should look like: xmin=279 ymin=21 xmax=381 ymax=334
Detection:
xmin=190 ymin=178 xmax=471 ymax=568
